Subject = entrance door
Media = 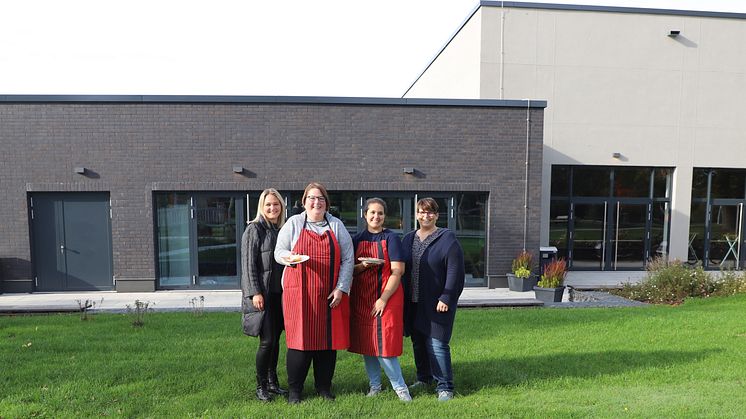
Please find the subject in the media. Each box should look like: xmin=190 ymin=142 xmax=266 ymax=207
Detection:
xmin=30 ymin=193 xmax=113 ymax=291
xmin=569 ymin=200 xmax=650 ymax=270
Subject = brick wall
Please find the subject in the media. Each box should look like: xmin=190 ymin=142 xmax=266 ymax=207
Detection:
xmin=0 ymin=99 xmax=543 ymax=292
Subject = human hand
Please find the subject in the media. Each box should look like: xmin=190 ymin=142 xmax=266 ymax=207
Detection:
xmin=328 ymin=289 xmax=344 ymax=308
xmin=436 ymin=300 xmax=448 ymax=313
xmin=371 ymin=298 xmax=387 ymax=317
xmin=252 ymin=294 xmax=265 ymax=311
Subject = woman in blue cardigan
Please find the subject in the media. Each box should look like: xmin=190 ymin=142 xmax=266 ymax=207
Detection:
xmin=402 ymin=197 xmax=465 ymax=402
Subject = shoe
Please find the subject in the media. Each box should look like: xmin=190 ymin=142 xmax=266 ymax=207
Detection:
xmin=366 ymin=386 xmax=382 ymax=397
xmin=437 ymin=390 xmax=454 ymax=402
xmin=395 ymin=388 xmax=412 ymax=402
xmin=267 ymin=372 xmax=289 ymax=396
xmin=317 ymin=389 xmax=336 ymax=401
xmin=408 ymin=380 xmax=430 ymax=390
xmin=288 ymin=391 xmax=302 ymax=404
xmin=255 ymin=387 xmax=272 ymax=402
xmin=255 ymin=375 xmax=272 ymax=402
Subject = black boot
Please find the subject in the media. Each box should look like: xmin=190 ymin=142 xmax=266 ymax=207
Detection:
xmin=256 ymin=375 xmax=272 ymax=402
xmin=267 ymin=371 xmax=288 ymax=395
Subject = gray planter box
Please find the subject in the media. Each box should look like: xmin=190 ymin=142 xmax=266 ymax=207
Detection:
xmin=533 ymin=285 xmax=565 ymax=303
xmin=507 ymin=273 xmax=538 ymax=292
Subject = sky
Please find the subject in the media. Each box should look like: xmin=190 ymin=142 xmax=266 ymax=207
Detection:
xmin=1 ymin=0 xmax=744 ymax=98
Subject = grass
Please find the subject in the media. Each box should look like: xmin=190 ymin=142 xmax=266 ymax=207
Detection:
xmin=2 ymin=295 xmax=746 ymax=418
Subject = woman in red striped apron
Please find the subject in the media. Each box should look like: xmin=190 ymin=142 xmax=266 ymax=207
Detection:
xmin=274 ymin=182 xmax=353 ymax=404
xmin=349 ymin=198 xmax=411 ymax=402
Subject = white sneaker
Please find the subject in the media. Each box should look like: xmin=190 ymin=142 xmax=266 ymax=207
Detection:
xmin=366 ymin=386 xmax=382 ymax=397
xmin=395 ymin=388 xmax=412 ymax=402
xmin=437 ymin=390 xmax=454 ymax=401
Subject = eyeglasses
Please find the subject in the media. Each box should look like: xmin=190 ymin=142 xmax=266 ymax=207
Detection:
xmin=306 ymin=195 xmax=326 ymax=202
xmin=417 ymin=211 xmax=437 ymax=217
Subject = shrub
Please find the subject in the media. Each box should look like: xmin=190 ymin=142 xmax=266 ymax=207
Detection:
xmin=537 ymin=258 xmax=566 ymax=288
xmin=511 ymin=250 xmax=533 ymax=276
xmin=712 ymin=270 xmax=746 ymax=297
xmin=612 ymin=258 xmax=720 ymax=304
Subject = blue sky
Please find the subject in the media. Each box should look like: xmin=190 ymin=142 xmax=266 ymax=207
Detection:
xmin=1 ymin=0 xmax=743 ymax=97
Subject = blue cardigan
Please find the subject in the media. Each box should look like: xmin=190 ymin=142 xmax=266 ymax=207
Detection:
xmin=402 ymin=228 xmax=465 ymax=343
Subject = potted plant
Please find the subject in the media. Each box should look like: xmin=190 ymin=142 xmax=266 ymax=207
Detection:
xmin=533 ymin=258 xmax=567 ymax=303
xmin=507 ymin=250 xmax=537 ymax=292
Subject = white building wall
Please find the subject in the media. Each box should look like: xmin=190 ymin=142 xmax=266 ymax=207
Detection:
xmin=406 ymin=4 xmax=746 ymax=264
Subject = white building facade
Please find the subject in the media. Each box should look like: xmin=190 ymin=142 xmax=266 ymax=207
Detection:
xmin=406 ymin=2 xmax=746 ymax=285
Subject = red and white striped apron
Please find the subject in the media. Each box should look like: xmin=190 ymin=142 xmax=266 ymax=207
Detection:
xmin=349 ymin=238 xmax=404 ymax=357
xmin=283 ymin=217 xmax=350 ymax=351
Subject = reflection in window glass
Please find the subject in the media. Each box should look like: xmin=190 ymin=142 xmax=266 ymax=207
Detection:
xmin=651 ymin=202 xmax=670 ymax=259
xmin=455 ymin=193 xmax=487 ymax=287
xmin=156 ymin=193 xmax=191 ymax=287
xmin=710 ymin=169 xmax=746 ymax=199
xmin=549 ymin=200 xmax=569 ymax=259
xmin=573 ymin=167 xmax=611 ymax=197
xmin=196 ymin=196 xmax=237 ymax=283
xmin=691 ymin=169 xmax=709 ymax=199
xmin=707 ymin=204 xmax=741 ymax=269
xmin=688 ymin=202 xmax=706 ymax=264
xmin=328 ymin=192 xmax=359 ymax=234
xmin=614 ymin=168 xmax=652 ymax=198
xmin=653 ymin=168 xmax=672 ymax=199
xmin=551 ymin=166 xmax=569 ymax=197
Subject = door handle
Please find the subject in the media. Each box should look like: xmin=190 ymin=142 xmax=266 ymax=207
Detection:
xmin=60 ymin=244 xmax=65 ymax=254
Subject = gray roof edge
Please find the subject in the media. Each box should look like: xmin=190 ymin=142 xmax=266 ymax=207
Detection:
xmin=0 ymin=94 xmax=546 ymax=108
xmin=481 ymin=1 xmax=746 ymax=19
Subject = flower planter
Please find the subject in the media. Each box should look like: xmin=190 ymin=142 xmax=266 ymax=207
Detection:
xmin=533 ymin=285 xmax=566 ymax=303
xmin=507 ymin=273 xmax=538 ymax=292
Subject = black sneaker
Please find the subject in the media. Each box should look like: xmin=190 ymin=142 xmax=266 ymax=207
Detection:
xmin=317 ymin=389 xmax=336 ymax=401
xmin=288 ymin=391 xmax=302 ymax=404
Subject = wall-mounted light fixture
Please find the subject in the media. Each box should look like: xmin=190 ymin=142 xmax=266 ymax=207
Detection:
xmin=403 ymin=167 xmax=415 ymax=175
xmin=668 ymin=30 xmax=680 ymax=37
xmin=612 ymin=152 xmax=622 ymax=159
xmin=232 ymin=166 xmax=244 ymax=174
xmin=74 ymin=167 xmax=86 ymax=175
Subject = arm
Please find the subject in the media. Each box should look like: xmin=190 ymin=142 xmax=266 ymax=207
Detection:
xmin=241 ymin=224 xmax=264 ymax=309
xmin=371 ymin=261 xmax=404 ymax=317
xmin=437 ymin=236 xmax=465 ymax=309
xmin=334 ymin=222 xmax=354 ymax=294
xmin=274 ymin=217 xmax=296 ymax=265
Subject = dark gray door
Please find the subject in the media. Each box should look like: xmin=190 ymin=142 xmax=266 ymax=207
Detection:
xmin=31 ymin=193 xmax=113 ymax=291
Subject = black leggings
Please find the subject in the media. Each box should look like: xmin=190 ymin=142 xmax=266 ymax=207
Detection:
xmin=286 ymin=349 xmax=337 ymax=393
xmin=255 ymin=293 xmax=284 ymax=380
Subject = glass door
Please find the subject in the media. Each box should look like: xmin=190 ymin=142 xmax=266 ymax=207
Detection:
xmin=569 ymin=202 xmax=607 ymax=270
xmin=706 ymin=202 xmax=743 ymax=269
xmin=612 ymin=201 xmax=649 ymax=270
xmin=569 ymin=199 xmax=650 ymax=270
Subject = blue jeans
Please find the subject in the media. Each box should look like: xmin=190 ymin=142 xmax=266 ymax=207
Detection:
xmin=363 ymin=355 xmax=407 ymax=392
xmin=411 ymin=329 xmax=453 ymax=392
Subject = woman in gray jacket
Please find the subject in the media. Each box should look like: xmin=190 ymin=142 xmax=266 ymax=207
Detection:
xmin=241 ymin=188 xmax=287 ymax=402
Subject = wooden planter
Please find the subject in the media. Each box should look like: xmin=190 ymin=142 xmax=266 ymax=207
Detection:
xmin=533 ymin=285 xmax=566 ymax=303
xmin=507 ymin=273 xmax=538 ymax=292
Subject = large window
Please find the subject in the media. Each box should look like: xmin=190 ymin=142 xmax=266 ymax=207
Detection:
xmin=156 ymin=191 xmax=489 ymax=288
xmin=156 ymin=192 xmax=246 ymax=289
xmin=551 ymin=166 xmax=672 ymax=271
xmin=689 ymin=169 xmax=746 ymax=269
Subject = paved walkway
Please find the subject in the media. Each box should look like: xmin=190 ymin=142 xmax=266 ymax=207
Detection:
xmin=0 ymin=287 xmax=643 ymax=314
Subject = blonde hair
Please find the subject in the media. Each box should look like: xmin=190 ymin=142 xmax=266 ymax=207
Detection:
xmin=252 ymin=188 xmax=286 ymax=227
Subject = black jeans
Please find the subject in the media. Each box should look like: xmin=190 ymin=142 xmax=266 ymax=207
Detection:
xmin=255 ymin=293 xmax=284 ymax=381
xmin=286 ymin=349 xmax=337 ymax=393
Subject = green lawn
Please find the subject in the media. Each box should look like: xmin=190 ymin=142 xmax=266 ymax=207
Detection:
xmin=2 ymin=295 xmax=746 ymax=418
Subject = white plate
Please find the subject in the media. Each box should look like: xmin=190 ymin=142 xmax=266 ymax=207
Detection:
xmin=284 ymin=254 xmax=310 ymax=265
xmin=358 ymin=257 xmax=385 ymax=265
